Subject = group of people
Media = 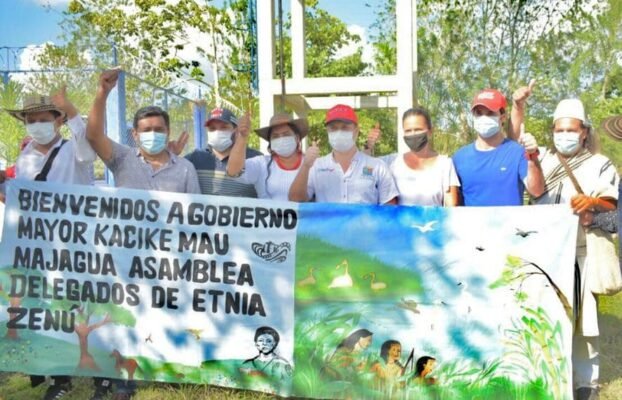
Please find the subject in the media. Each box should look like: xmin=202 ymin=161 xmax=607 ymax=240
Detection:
xmin=325 ymin=328 xmax=436 ymax=392
xmin=0 ymin=68 xmax=619 ymax=400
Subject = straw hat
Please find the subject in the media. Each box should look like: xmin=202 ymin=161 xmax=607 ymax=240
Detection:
xmin=4 ymin=95 xmax=66 ymax=122
xmin=255 ymin=113 xmax=309 ymax=141
xmin=601 ymin=115 xmax=622 ymax=141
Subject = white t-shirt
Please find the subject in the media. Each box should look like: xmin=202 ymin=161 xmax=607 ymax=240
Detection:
xmin=239 ymin=154 xmax=302 ymax=201
xmin=15 ymin=116 xmax=96 ymax=184
xmin=308 ymin=150 xmax=398 ymax=204
xmin=381 ymin=153 xmax=460 ymax=206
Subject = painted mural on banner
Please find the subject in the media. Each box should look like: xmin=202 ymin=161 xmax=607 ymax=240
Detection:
xmin=0 ymin=180 xmax=577 ymax=399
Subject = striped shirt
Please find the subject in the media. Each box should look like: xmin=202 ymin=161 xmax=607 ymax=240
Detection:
xmin=185 ymin=146 xmax=262 ymax=198
xmin=533 ymin=147 xmax=619 ymax=248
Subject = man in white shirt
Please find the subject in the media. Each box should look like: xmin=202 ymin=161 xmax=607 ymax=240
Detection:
xmin=289 ymin=104 xmax=398 ymax=205
xmin=1 ymin=88 xmax=96 ymax=400
xmin=4 ymin=88 xmax=96 ymax=187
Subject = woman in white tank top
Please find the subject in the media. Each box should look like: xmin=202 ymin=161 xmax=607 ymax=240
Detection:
xmin=369 ymin=107 xmax=460 ymax=206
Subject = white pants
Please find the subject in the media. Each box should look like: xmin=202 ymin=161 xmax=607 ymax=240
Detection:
xmin=572 ymin=335 xmax=599 ymax=389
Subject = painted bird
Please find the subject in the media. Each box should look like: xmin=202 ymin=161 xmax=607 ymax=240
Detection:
xmin=397 ymin=298 xmax=420 ymax=314
xmin=411 ymin=220 xmax=438 ymax=233
xmin=515 ymin=228 xmax=538 ymax=238
xmin=185 ymin=329 xmax=203 ymax=340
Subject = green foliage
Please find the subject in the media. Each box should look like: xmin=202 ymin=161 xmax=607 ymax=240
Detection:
xmin=292 ymin=304 xmax=564 ymax=399
xmin=369 ymin=0 xmax=396 ymax=75
xmin=0 ymin=81 xmax=27 ymax=165
xmin=503 ymin=307 xmax=568 ymax=400
xmin=277 ymin=1 xmax=369 ymax=79
xmin=295 ymin=235 xmax=423 ymax=301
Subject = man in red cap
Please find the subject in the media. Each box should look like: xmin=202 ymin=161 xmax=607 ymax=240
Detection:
xmin=452 ymin=89 xmax=544 ymax=206
xmin=288 ymin=104 xmax=398 ymax=204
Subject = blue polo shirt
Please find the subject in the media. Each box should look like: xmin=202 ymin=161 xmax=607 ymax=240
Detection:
xmin=453 ymin=139 xmax=527 ymax=206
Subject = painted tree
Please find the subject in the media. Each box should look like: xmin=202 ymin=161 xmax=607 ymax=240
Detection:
xmin=490 ymin=255 xmax=572 ymax=319
xmin=51 ymin=299 xmax=137 ymax=371
xmin=0 ymin=268 xmax=48 ymax=340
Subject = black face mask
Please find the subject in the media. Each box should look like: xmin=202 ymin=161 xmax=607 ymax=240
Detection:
xmin=403 ymin=133 xmax=428 ymax=152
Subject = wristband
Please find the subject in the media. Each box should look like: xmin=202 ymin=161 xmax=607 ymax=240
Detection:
xmin=525 ymin=148 xmax=540 ymax=161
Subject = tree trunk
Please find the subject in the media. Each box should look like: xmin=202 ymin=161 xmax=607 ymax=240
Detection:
xmin=76 ymin=324 xmax=100 ymax=371
xmin=6 ymin=297 xmax=21 ymax=340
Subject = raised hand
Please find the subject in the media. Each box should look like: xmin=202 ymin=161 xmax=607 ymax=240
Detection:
xmin=237 ymin=111 xmax=251 ymax=139
xmin=367 ymin=122 xmax=381 ymax=148
xmin=304 ymin=140 xmax=320 ymax=168
xmin=50 ymin=85 xmax=78 ymax=119
xmin=518 ymin=123 xmax=538 ymax=154
xmin=168 ymin=131 xmax=189 ymax=155
xmin=512 ymin=79 xmax=536 ymax=108
xmin=98 ymin=68 xmax=121 ymax=96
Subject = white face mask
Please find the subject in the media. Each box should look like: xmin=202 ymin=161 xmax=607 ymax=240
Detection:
xmin=328 ymin=130 xmax=355 ymax=153
xmin=208 ymin=130 xmax=233 ymax=152
xmin=26 ymin=122 xmax=57 ymax=145
xmin=473 ymin=115 xmax=500 ymax=138
xmin=554 ymin=131 xmax=582 ymax=155
xmin=270 ymin=136 xmax=298 ymax=157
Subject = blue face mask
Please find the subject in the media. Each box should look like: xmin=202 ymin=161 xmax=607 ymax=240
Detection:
xmin=554 ymin=131 xmax=581 ymax=155
xmin=139 ymin=131 xmax=168 ymax=155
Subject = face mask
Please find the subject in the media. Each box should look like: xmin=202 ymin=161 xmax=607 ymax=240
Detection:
xmin=554 ymin=131 xmax=581 ymax=155
xmin=208 ymin=130 xmax=233 ymax=152
xmin=403 ymin=132 xmax=429 ymax=152
xmin=26 ymin=122 xmax=57 ymax=145
xmin=328 ymin=130 xmax=355 ymax=153
xmin=271 ymin=136 xmax=298 ymax=157
xmin=139 ymin=131 xmax=168 ymax=155
xmin=473 ymin=115 xmax=500 ymax=138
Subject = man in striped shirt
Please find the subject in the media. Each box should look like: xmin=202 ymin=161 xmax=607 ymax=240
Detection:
xmin=185 ymin=107 xmax=261 ymax=197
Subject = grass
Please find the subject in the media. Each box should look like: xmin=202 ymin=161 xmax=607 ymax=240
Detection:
xmin=295 ymin=235 xmax=424 ymax=301
xmin=598 ymin=292 xmax=622 ymax=400
xmin=3 ymin=293 xmax=621 ymax=399
xmin=0 ymin=374 xmax=275 ymax=400
xmin=1 ymin=263 xmax=621 ymax=400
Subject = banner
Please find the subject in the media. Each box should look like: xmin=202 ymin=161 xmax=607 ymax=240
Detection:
xmin=0 ymin=180 xmax=577 ymax=399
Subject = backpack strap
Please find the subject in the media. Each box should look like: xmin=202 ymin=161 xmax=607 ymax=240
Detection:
xmin=34 ymin=139 xmax=68 ymax=182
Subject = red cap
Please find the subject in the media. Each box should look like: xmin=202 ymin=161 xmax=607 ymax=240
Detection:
xmin=471 ymin=89 xmax=507 ymax=112
xmin=325 ymin=104 xmax=358 ymax=125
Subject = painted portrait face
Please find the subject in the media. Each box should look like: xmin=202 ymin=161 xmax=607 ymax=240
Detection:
xmin=389 ymin=343 xmax=402 ymax=360
xmin=255 ymin=333 xmax=277 ymax=355
xmin=355 ymin=335 xmax=372 ymax=351
xmin=424 ymin=359 xmax=436 ymax=374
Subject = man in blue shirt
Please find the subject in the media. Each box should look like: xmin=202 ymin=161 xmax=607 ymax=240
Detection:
xmin=453 ymin=89 xmax=544 ymax=206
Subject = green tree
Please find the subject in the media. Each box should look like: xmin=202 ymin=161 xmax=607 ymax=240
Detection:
xmin=49 ymin=297 xmax=137 ymax=371
xmin=0 ymin=81 xmax=27 ymax=165
xmin=370 ymin=0 xmax=589 ymax=152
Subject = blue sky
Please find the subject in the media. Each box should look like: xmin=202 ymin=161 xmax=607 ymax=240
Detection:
xmin=0 ymin=0 xmax=381 ymax=50
xmin=0 ymin=1 xmax=66 ymax=47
